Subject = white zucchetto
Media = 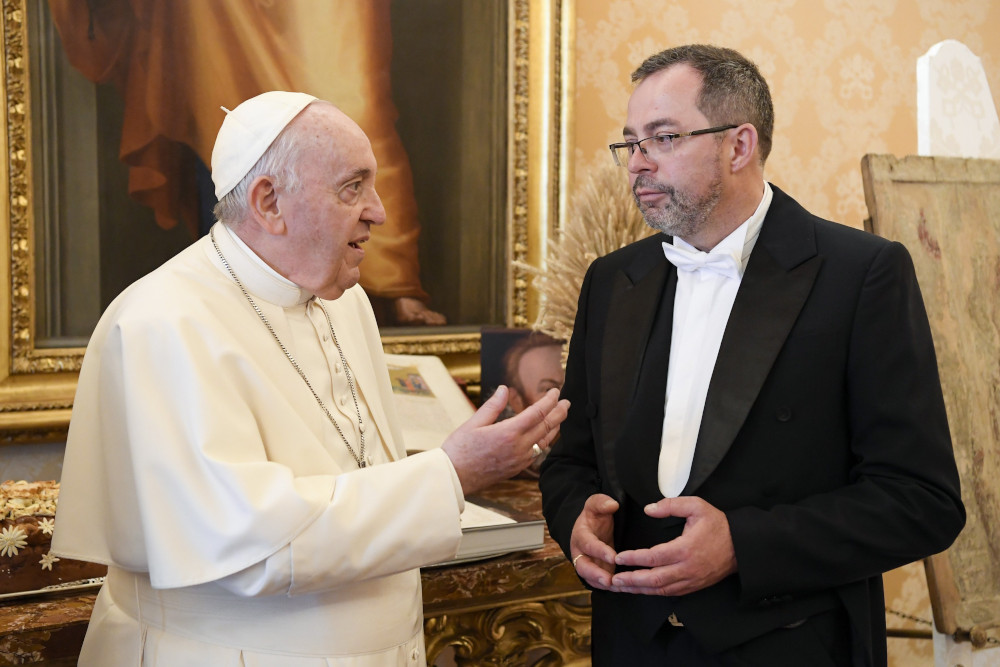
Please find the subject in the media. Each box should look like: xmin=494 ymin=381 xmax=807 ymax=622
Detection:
xmin=211 ymin=91 xmax=317 ymax=200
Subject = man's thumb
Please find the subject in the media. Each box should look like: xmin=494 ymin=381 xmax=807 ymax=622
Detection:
xmin=467 ymin=385 xmax=509 ymax=427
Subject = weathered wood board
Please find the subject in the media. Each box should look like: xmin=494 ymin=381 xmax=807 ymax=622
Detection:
xmin=862 ymin=154 xmax=1000 ymax=641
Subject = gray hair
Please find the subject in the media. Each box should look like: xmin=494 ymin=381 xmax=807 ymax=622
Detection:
xmin=632 ymin=44 xmax=774 ymax=165
xmin=212 ymin=106 xmax=310 ymax=225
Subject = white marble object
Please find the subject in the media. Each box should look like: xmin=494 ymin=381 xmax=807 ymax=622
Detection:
xmin=917 ymin=40 xmax=1000 ymax=159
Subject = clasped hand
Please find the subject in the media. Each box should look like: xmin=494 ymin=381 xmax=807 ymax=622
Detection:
xmin=571 ymin=495 xmax=737 ymax=597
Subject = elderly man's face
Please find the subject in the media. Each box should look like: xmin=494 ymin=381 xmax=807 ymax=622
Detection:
xmin=277 ymin=105 xmax=386 ymax=300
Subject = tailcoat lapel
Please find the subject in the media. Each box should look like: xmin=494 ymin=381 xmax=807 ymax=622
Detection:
xmin=600 ymin=238 xmax=673 ymax=502
xmin=681 ymin=188 xmax=823 ymax=495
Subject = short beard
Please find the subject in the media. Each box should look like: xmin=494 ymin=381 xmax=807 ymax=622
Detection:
xmin=632 ymin=169 xmax=723 ymax=241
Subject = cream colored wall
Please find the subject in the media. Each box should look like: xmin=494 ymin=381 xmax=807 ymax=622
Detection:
xmin=571 ymin=0 xmax=1000 ymax=230
xmin=569 ymin=2 xmax=1000 ymax=664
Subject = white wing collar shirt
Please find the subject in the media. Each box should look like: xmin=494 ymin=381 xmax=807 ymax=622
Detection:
xmin=53 ymin=221 xmax=464 ymax=665
xmin=658 ymin=182 xmax=773 ymax=498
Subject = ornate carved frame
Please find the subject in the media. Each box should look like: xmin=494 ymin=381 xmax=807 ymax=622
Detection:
xmin=0 ymin=0 xmax=573 ymax=442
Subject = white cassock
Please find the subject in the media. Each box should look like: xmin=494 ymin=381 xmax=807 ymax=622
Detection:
xmin=52 ymin=222 xmax=464 ymax=666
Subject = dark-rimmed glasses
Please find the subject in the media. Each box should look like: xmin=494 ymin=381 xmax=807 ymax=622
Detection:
xmin=609 ymin=124 xmax=738 ymax=167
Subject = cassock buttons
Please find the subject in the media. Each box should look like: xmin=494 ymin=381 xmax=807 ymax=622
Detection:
xmin=334 ymin=360 xmax=343 ymax=373
xmin=359 ymin=421 xmax=366 ymax=434
xmin=776 ymin=407 xmax=792 ymax=422
xmin=339 ymin=395 xmax=349 ymax=407
xmin=366 ymin=454 xmax=374 ymax=467
xmin=410 ymin=648 xmax=420 ymax=661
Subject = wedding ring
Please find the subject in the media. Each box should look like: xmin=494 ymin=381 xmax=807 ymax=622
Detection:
xmin=531 ymin=443 xmax=543 ymax=458
xmin=573 ymin=554 xmax=584 ymax=568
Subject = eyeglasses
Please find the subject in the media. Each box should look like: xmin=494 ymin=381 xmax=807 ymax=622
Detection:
xmin=609 ymin=124 xmax=738 ymax=167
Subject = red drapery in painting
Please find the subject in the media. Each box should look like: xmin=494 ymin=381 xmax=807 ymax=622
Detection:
xmin=48 ymin=0 xmax=426 ymax=300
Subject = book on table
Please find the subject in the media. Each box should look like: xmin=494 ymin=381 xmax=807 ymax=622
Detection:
xmin=433 ymin=495 xmax=545 ymax=567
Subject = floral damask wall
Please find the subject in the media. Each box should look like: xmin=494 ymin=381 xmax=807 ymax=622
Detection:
xmin=569 ymin=1 xmax=1000 ymax=664
xmin=571 ymin=0 xmax=1000 ymax=231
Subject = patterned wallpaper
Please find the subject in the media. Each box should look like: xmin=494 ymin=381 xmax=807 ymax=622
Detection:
xmin=571 ymin=0 xmax=1000 ymax=230
xmin=569 ymin=1 xmax=1000 ymax=664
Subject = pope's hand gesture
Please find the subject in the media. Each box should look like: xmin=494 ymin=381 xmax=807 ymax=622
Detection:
xmin=442 ymin=386 xmax=569 ymax=495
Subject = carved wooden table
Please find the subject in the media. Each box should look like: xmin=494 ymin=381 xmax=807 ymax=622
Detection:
xmin=0 ymin=479 xmax=591 ymax=666
xmin=422 ymin=479 xmax=592 ymax=666
xmin=0 ymin=589 xmax=96 ymax=666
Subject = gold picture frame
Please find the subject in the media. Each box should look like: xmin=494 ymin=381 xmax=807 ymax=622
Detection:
xmin=0 ymin=0 xmax=573 ymax=442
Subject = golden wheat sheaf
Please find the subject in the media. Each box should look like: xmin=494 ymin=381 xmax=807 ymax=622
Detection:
xmin=519 ymin=166 xmax=654 ymax=348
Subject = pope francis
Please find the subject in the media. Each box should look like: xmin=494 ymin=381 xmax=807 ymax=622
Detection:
xmin=52 ymin=91 xmax=569 ymax=666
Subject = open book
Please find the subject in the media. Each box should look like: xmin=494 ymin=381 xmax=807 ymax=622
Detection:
xmin=383 ymin=354 xmax=545 ymax=566
xmin=384 ymin=353 xmax=475 ymax=452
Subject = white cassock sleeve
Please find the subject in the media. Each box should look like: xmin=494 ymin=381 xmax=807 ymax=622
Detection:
xmin=214 ymin=449 xmax=463 ymax=596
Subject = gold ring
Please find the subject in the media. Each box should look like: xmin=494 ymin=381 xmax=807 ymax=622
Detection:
xmin=572 ymin=554 xmax=584 ymax=568
xmin=531 ymin=443 xmax=543 ymax=458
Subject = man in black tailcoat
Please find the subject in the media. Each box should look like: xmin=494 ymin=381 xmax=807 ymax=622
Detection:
xmin=539 ymin=44 xmax=965 ymax=666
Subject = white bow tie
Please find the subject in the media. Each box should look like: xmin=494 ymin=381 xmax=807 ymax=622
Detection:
xmin=661 ymin=241 xmax=742 ymax=280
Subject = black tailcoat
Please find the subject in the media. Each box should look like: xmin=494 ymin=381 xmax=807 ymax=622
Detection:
xmin=539 ymin=185 xmax=965 ymax=666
